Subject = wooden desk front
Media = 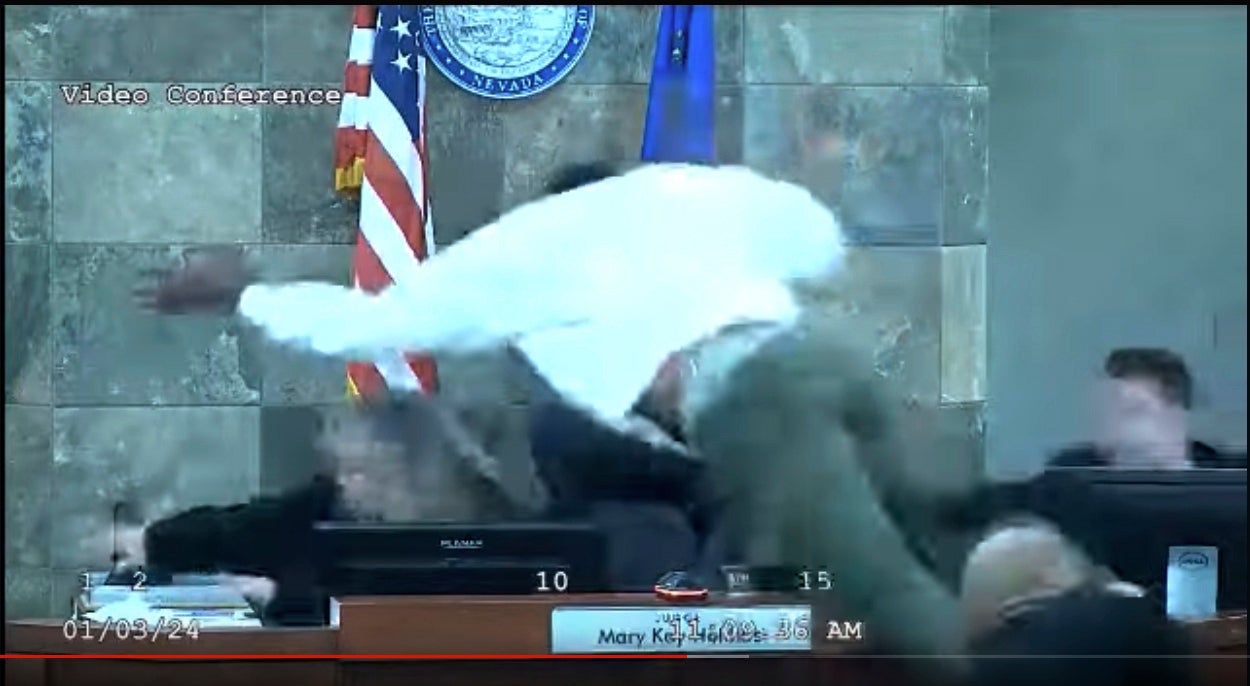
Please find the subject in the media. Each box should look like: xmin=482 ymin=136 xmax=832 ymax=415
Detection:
xmin=332 ymin=594 xmax=896 ymax=686
xmin=5 ymin=597 xmax=1245 ymax=686
xmin=3 ymin=621 xmax=336 ymax=686
xmin=334 ymin=593 xmax=859 ymax=655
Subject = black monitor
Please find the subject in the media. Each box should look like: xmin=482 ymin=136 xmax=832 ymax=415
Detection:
xmin=1043 ymin=468 xmax=1247 ymax=611
xmin=312 ymin=521 xmax=608 ymax=596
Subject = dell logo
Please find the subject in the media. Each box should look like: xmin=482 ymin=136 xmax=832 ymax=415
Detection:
xmin=440 ymin=539 xmax=483 ymax=551
xmin=1177 ymin=552 xmax=1210 ymax=570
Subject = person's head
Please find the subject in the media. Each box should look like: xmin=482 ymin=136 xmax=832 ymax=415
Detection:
xmin=1095 ymin=347 xmax=1194 ymax=466
xmin=543 ymin=161 xmax=621 ymax=196
xmin=960 ymin=517 xmax=1102 ymax=641
xmin=965 ymin=521 xmax=1190 ymax=686
xmin=968 ymin=589 xmax=1195 ymax=686
xmin=315 ymin=395 xmax=517 ymax=523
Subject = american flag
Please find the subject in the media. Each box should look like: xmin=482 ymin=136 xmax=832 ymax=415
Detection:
xmin=334 ymin=5 xmax=439 ymax=397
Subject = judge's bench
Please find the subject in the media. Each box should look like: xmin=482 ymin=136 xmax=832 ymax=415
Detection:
xmin=5 ymin=594 xmax=1246 ymax=686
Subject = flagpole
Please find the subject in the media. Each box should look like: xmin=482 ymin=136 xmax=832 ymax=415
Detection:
xmin=336 ymin=5 xmax=439 ymax=400
xmin=641 ymin=5 xmax=716 ymax=164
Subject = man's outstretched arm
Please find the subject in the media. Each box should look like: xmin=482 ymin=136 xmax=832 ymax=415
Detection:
xmin=236 ymin=281 xmax=436 ymax=359
xmin=130 ymin=476 xmax=339 ymax=577
xmin=133 ymin=248 xmax=529 ymax=361
xmin=134 ymin=160 xmax=624 ymax=356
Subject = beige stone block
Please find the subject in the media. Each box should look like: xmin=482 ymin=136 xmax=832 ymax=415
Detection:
xmin=940 ymin=244 xmax=986 ymax=404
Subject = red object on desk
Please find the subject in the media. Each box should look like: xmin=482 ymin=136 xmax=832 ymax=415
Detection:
xmin=653 ymin=571 xmax=710 ymax=602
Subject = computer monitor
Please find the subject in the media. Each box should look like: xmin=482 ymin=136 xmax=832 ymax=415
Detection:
xmin=1043 ymin=468 xmax=1247 ymax=611
xmin=312 ymin=521 xmax=608 ymax=596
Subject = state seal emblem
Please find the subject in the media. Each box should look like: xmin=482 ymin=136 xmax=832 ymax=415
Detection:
xmin=417 ymin=5 xmax=595 ymax=100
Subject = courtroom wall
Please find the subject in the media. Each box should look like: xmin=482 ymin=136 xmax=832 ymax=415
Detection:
xmin=987 ymin=7 xmax=1248 ymax=478
xmin=5 ymin=6 xmax=989 ymax=618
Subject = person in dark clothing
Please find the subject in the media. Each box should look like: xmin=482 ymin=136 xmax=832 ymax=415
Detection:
xmin=106 ymin=382 xmax=714 ymax=620
xmin=1050 ymin=347 xmax=1237 ymax=469
xmin=107 ymin=390 xmax=712 ymax=619
xmin=99 ymin=397 xmax=520 ymax=625
xmin=574 ymin=501 xmax=702 ymax=592
xmin=942 ymin=350 xmax=1242 ymax=550
xmin=525 ymin=160 xmax=719 ymax=588
xmin=969 ymin=589 xmax=1195 ymax=686
xmin=962 ymin=520 xmax=1196 ymax=686
xmin=129 ymin=158 xmax=972 ymax=656
xmin=533 ymin=157 xmax=690 ymax=475
xmin=123 ymin=159 xmax=714 ymax=608
xmin=530 ymin=400 xmax=702 ymax=512
xmin=529 ymin=398 xmax=716 ymax=590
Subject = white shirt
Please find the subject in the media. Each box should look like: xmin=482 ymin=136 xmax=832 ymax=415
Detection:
xmin=237 ymin=163 xmax=845 ymax=424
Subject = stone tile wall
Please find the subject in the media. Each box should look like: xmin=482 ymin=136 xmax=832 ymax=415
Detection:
xmin=4 ymin=6 xmax=989 ymax=618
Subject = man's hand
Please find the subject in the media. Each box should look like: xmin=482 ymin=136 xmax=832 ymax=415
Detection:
xmin=133 ymin=247 xmax=254 ymax=315
xmin=219 ymin=574 xmax=278 ymax=608
xmin=633 ymin=353 xmax=689 ymax=441
xmin=113 ymin=525 xmax=147 ymax=567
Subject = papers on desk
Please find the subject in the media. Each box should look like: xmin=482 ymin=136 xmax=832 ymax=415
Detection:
xmin=1167 ymin=545 xmax=1219 ymax=620
xmin=83 ymin=594 xmax=261 ymax=629
xmin=83 ymin=583 xmax=252 ymax=610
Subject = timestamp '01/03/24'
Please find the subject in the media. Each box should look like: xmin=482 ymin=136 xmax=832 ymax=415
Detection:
xmin=62 ymin=616 xmax=201 ymax=642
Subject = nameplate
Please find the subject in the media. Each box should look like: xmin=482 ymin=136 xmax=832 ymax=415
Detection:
xmin=1167 ymin=545 xmax=1219 ymax=620
xmin=550 ymin=605 xmax=812 ymax=654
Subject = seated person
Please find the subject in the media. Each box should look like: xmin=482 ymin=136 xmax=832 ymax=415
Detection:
xmin=531 ymin=353 xmax=702 ymax=512
xmin=94 ymin=396 xmax=520 ymax=625
xmin=962 ymin=519 xmax=1195 ymax=686
xmin=1051 ymin=347 xmax=1235 ymax=469
xmin=530 ymin=344 xmax=721 ymax=585
xmin=944 ymin=347 xmax=1241 ymax=534
xmin=530 ymin=371 xmax=713 ymax=590
xmin=526 ymin=161 xmax=719 ymax=588
xmin=94 ymin=390 xmax=710 ymax=622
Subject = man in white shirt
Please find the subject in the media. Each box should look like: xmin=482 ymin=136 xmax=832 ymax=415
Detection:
xmin=133 ymin=163 xmax=966 ymax=658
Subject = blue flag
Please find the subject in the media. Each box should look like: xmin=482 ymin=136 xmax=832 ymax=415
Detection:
xmin=640 ymin=6 xmax=716 ymax=163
